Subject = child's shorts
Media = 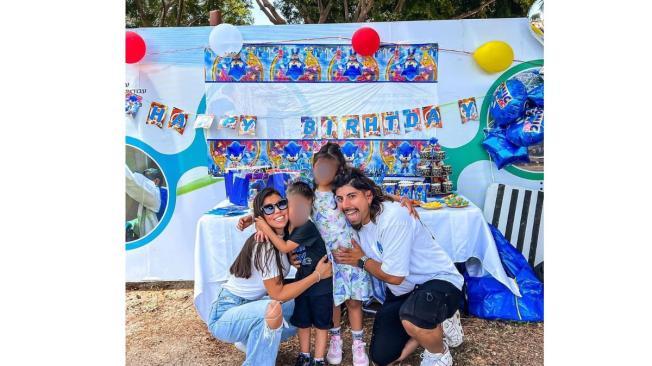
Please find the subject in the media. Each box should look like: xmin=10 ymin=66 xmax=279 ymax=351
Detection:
xmin=290 ymin=292 xmax=334 ymax=330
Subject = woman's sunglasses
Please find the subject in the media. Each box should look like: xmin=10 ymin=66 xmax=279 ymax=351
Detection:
xmin=262 ymin=199 xmax=288 ymax=215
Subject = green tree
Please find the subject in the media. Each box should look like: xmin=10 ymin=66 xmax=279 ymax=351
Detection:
xmin=254 ymin=0 xmax=536 ymax=24
xmin=126 ymin=0 xmax=254 ymax=27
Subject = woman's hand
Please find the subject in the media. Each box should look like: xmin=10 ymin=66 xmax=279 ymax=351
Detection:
xmin=237 ymin=215 xmax=254 ymax=231
xmin=399 ymin=196 xmax=420 ymax=219
xmin=314 ymin=255 xmax=333 ymax=280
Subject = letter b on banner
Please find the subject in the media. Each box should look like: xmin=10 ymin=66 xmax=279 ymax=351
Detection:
xmin=301 ymin=117 xmax=317 ymax=138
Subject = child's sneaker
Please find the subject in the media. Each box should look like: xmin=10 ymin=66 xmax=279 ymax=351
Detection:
xmin=326 ymin=335 xmax=343 ymax=365
xmin=420 ymin=344 xmax=453 ymax=366
xmin=442 ymin=310 xmax=464 ymax=348
xmin=313 ymin=360 xmax=326 ymax=366
xmin=294 ymin=353 xmax=312 ymax=366
xmin=352 ymin=339 xmax=369 ymax=366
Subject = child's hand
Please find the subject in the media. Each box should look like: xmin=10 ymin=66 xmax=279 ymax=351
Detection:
xmin=254 ymin=230 xmax=269 ymax=243
xmin=400 ymin=196 xmax=420 ymax=219
xmin=237 ymin=215 xmax=254 ymax=231
xmin=289 ymin=252 xmax=301 ymax=269
xmin=254 ymin=217 xmax=273 ymax=234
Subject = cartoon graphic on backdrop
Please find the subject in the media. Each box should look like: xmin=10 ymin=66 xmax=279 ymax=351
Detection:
xmin=206 ymin=44 xmax=437 ymax=83
xmin=208 ymin=139 xmax=428 ymax=178
xmin=226 ymin=141 xmax=246 ymax=168
xmin=341 ymin=141 xmax=359 ymax=167
xmin=271 ymin=47 xmax=321 ymax=81
xmin=283 ymin=141 xmax=302 ymax=167
xmin=396 ymin=141 xmax=416 ymax=174
xmin=386 ymin=46 xmax=438 ymax=82
xmin=125 ymin=92 xmax=142 ymax=117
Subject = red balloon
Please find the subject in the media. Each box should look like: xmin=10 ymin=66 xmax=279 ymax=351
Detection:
xmin=126 ymin=31 xmax=146 ymax=64
xmin=351 ymin=27 xmax=380 ymax=56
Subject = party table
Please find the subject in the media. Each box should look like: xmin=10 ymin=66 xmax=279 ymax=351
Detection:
xmin=193 ymin=198 xmax=520 ymax=324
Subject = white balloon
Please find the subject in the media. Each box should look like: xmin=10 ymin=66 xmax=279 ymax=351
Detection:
xmin=209 ymin=23 xmax=243 ymax=57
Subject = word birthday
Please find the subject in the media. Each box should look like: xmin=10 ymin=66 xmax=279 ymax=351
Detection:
xmin=300 ymin=105 xmax=442 ymax=139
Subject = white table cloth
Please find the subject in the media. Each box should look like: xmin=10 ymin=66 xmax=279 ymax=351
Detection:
xmin=194 ymin=198 xmax=520 ymax=324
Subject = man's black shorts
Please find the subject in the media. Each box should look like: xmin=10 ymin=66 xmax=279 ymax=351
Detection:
xmin=398 ymin=279 xmax=463 ymax=329
xmin=290 ymin=292 xmax=334 ymax=330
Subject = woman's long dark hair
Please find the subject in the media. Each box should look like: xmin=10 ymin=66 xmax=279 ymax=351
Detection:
xmin=229 ymin=188 xmax=287 ymax=283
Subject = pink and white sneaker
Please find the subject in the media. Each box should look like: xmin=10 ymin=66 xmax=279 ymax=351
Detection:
xmin=326 ymin=335 xmax=342 ymax=365
xmin=352 ymin=339 xmax=369 ymax=366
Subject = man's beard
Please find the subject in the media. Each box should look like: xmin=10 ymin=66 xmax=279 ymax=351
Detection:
xmin=351 ymin=222 xmax=362 ymax=231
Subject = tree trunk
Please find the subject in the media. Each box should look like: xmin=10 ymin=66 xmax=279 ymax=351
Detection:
xmin=176 ymin=0 xmax=184 ymax=26
xmin=254 ymin=0 xmax=287 ymax=24
xmin=160 ymin=0 xmax=168 ymax=27
xmin=317 ymin=0 xmax=333 ymax=23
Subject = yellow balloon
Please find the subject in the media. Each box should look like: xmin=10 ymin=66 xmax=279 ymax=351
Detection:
xmin=473 ymin=41 xmax=514 ymax=73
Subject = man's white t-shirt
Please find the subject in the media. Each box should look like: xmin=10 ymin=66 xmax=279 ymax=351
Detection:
xmin=357 ymin=201 xmax=464 ymax=296
xmin=222 ymin=241 xmax=291 ymax=300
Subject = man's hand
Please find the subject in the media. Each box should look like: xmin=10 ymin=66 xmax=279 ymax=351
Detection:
xmin=333 ymin=238 xmax=365 ymax=266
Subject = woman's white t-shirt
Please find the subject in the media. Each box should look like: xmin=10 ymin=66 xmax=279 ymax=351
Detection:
xmin=222 ymin=241 xmax=291 ymax=300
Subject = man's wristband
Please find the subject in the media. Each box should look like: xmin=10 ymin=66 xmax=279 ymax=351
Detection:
xmin=357 ymin=255 xmax=370 ymax=269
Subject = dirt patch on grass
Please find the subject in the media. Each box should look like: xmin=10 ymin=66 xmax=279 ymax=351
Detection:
xmin=126 ymin=288 xmax=542 ymax=365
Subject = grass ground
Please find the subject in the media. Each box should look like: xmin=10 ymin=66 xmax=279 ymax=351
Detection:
xmin=126 ymin=286 xmax=543 ymax=366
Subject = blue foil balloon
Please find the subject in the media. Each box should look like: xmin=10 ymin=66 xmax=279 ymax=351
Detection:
xmin=506 ymin=108 xmax=544 ymax=147
xmin=482 ymin=129 xmax=530 ymax=169
xmin=490 ymin=79 xmax=528 ymax=128
xmin=528 ymin=83 xmax=544 ymax=107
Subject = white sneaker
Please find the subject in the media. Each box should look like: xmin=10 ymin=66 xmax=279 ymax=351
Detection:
xmin=352 ymin=339 xmax=369 ymax=366
xmin=420 ymin=344 xmax=453 ymax=366
xmin=326 ymin=335 xmax=343 ymax=365
xmin=234 ymin=341 xmax=246 ymax=353
xmin=442 ymin=310 xmax=464 ymax=348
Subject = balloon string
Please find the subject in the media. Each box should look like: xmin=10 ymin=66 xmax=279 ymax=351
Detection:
xmin=129 ymin=94 xmax=486 ymax=118
xmin=141 ymin=38 xmax=537 ymax=64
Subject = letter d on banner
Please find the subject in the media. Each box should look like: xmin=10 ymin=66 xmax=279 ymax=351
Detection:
xmin=402 ymin=108 xmax=423 ymax=133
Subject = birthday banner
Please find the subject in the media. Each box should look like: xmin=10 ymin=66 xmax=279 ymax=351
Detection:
xmin=207 ymin=139 xmax=431 ymax=178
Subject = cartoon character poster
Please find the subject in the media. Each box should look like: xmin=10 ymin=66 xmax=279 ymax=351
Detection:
xmin=205 ymin=43 xmax=437 ymax=83
xmin=362 ymin=113 xmax=381 ymax=138
xmin=458 ymin=98 xmax=479 ymax=123
xmin=386 ymin=45 xmax=438 ymax=82
xmin=168 ymin=107 xmax=188 ymax=135
xmin=271 ymin=47 xmax=321 ymax=82
xmin=238 ymin=115 xmax=257 ymax=136
xmin=146 ymin=102 xmax=167 ymax=129
xmin=125 ymin=91 xmax=142 ymax=117
xmin=320 ymin=116 xmax=339 ymax=139
xmin=328 ymin=49 xmax=379 ymax=82
xmin=423 ymin=105 xmax=442 ymax=129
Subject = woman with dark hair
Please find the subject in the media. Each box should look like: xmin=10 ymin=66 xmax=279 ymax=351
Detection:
xmin=208 ymin=187 xmax=333 ymax=366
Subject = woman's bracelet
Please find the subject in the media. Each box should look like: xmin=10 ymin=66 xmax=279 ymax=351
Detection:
xmin=314 ymin=271 xmax=321 ymax=284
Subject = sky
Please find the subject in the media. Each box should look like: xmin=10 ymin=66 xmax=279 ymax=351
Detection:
xmin=251 ymin=4 xmax=274 ymax=25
